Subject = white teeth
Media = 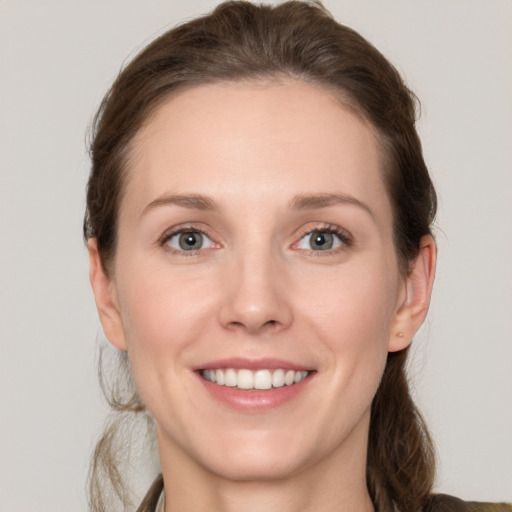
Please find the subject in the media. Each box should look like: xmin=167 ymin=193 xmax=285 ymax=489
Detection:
xmin=237 ymin=369 xmax=253 ymax=389
xmin=272 ymin=369 xmax=285 ymax=387
xmin=284 ymin=370 xmax=295 ymax=386
xmin=254 ymin=370 xmax=272 ymax=390
xmin=201 ymin=368 xmax=309 ymax=390
xmin=294 ymin=371 xmax=308 ymax=383
xmin=224 ymin=368 xmax=237 ymax=387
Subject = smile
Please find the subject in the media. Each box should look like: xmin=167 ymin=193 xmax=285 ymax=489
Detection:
xmin=200 ymin=368 xmax=310 ymax=390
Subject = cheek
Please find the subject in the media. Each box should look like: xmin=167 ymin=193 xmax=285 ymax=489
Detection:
xmin=282 ymin=261 xmax=400 ymax=452
xmin=297 ymin=258 xmax=400 ymax=349
xmin=120 ymin=272 xmax=214 ymax=342
xmin=114 ymin=266 xmax=220 ymax=418
xmin=297 ymin=257 xmax=400 ymax=397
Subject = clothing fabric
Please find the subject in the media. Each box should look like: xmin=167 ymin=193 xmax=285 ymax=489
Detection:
xmin=136 ymin=474 xmax=512 ymax=512
xmin=136 ymin=474 xmax=163 ymax=512
xmin=423 ymin=494 xmax=512 ymax=512
xmin=155 ymin=485 xmax=165 ymax=512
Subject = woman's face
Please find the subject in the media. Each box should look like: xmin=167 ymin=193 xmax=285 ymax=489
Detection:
xmin=90 ymin=80 xmax=432 ymax=482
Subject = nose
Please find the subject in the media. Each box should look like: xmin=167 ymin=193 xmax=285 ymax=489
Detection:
xmin=218 ymin=249 xmax=293 ymax=336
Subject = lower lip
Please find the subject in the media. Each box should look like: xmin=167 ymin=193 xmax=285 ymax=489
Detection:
xmin=197 ymin=373 xmax=313 ymax=412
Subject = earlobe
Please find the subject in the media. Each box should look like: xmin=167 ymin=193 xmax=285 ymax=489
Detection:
xmin=388 ymin=235 xmax=437 ymax=352
xmin=88 ymin=239 xmax=127 ymax=351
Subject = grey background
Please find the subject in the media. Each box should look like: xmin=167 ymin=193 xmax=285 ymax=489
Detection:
xmin=1 ymin=0 xmax=511 ymax=510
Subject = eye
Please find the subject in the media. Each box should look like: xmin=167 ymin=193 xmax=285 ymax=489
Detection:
xmin=164 ymin=230 xmax=215 ymax=252
xmin=296 ymin=229 xmax=345 ymax=251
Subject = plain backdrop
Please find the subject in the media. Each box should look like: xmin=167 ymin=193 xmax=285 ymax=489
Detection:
xmin=0 ymin=1 xmax=511 ymax=510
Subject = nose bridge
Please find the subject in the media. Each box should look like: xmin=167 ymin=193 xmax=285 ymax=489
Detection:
xmin=218 ymin=238 xmax=292 ymax=334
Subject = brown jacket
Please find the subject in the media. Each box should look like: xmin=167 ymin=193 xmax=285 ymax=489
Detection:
xmin=136 ymin=475 xmax=511 ymax=512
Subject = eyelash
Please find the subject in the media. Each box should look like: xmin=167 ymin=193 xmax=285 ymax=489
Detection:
xmin=293 ymin=223 xmax=353 ymax=255
xmin=158 ymin=223 xmax=353 ymax=256
xmin=159 ymin=225 xmax=217 ymax=256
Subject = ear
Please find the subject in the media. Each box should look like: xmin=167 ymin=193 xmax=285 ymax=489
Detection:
xmin=88 ymin=238 xmax=127 ymax=351
xmin=388 ymin=235 xmax=437 ymax=352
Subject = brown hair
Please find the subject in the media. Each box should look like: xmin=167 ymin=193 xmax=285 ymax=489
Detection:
xmin=85 ymin=1 xmax=437 ymax=511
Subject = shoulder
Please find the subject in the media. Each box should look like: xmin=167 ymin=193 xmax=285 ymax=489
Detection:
xmin=424 ymin=494 xmax=512 ymax=512
xmin=135 ymin=481 xmax=512 ymax=512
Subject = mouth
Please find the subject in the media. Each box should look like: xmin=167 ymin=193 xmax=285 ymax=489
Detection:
xmin=196 ymin=360 xmax=315 ymax=411
xmin=200 ymin=368 xmax=310 ymax=390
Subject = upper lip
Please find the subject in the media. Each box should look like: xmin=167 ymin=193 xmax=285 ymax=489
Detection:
xmin=193 ymin=357 xmax=313 ymax=372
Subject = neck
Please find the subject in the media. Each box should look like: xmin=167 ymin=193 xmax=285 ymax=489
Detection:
xmin=157 ymin=420 xmax=375 ymax=512
xmin=164 ymin=472 xmax=374 ymax=512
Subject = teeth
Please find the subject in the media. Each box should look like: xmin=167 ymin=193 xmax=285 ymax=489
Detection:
xmin=201 ymin=368 xmax=309 ymax=390
xmin=272 ymin=369 xmax=285 ymax=387
xmin=238 ymin=369 xmax=253 ymax=389
xmin=224 ymin=368 xmax=237 ymax=387
xmin=254 ymin=370 xmax=272 ymax=390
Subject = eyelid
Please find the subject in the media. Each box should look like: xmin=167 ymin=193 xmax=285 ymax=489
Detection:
xmin=159 ymin=223 xmax=220 ymax=253
xmin=157 ymin=222 xmax=352 ymax=254
xmin=291 ymin=223 xmax=353 ymax=252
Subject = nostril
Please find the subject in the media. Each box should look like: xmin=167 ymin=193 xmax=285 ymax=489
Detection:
xmin=227 ymin=321 xmax=245 ymax=330
xmin=225 ymin=318 xmax=282 ymax=335
xmin=261 ymin=319 xmax=282 ymax=333
xmin=218 ymin=287 xmax=293 ymax=334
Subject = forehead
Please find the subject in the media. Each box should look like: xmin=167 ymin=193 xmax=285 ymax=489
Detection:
xmin=123 ymin=80 xmax=391 ymax=225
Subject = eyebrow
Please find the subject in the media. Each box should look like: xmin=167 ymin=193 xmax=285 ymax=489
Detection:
xmin=289 ymin=193 xmax=375 ymax=219
xmin=140 ymin=192 xmax=374 ymax=219
xmin=141 ymin=194 xmax=219 ymax=217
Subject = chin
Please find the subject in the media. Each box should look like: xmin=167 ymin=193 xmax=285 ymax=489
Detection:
xmin=200 ymin=448 xmax=307 ymax=483
xmin=168 ymin=424 xmax=316 ymax=483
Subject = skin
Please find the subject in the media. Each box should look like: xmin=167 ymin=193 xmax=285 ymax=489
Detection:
xmin=89 ymin=80 xmax=436 ymax=512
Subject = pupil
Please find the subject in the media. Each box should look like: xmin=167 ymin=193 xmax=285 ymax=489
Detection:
xmin=314 ymin=234 xmax=326 ymax=246
xmin=179 ymin=232 xmax=202 ymax=250
xmin=311 ymin=232 xmax=333 ymax=250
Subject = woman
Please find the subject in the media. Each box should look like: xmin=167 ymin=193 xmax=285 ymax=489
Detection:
xmin=84 ymin=2 xmax=510 ymax=511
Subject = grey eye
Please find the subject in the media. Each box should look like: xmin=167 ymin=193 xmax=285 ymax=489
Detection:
xmin=296 ymin=230 xmax=342 ymax=251
xmin=166 ymin=231 xmax=214 ymax=251
xmin=179 ymin=232 xmax=203 ymax=250
xmin=310 ymin=231 xmax=334 ymax=250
